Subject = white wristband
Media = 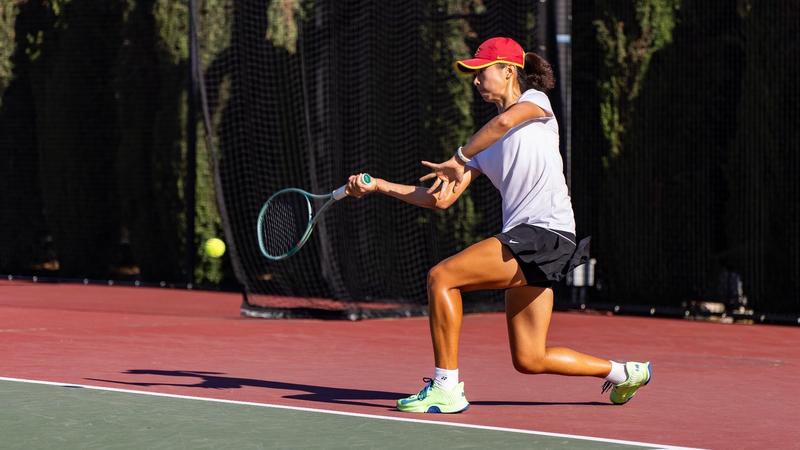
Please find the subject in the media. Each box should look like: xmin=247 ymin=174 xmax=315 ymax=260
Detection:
xmin=456 ymin=146 xmax=471 ymax=164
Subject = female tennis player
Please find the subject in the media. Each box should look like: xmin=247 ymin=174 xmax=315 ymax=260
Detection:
xmin=346 ymin=37 xmax=651 ymax=413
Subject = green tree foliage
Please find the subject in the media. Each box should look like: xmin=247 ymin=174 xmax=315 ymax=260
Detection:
xmin=195 ymin=0 xmax=232 ymax=283
xmin=265 ymin=0 xmax=308 ymax=54
xmin=594 ymin=0 xmax=679 ymax=163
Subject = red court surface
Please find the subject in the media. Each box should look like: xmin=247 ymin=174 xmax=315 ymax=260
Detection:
xmin=1 ymin=280 xmax=798 ymax=449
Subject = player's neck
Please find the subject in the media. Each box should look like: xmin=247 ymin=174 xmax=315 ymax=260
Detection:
xmin=496 ymin=84 xmax=522 ymax=113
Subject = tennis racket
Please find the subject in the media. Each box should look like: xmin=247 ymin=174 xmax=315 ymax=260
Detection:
xmin=257 ymin=173 xmax=372 ymax=261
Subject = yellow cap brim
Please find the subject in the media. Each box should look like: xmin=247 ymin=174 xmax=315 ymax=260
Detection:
xmin=454 ymin=59 xmax=524 ymax=75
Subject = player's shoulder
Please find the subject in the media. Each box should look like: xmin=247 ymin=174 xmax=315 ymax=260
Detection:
xmin=517 ymin=89 xmax=555 ymax=119
xmin=519 ymin=88 xmax=550 ymax=104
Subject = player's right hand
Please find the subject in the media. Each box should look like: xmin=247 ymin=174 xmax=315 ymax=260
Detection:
xmin=420 ymin=155 xmax=464 ymax=201
xmin=346 ymin=173 xmax=377 ymax=198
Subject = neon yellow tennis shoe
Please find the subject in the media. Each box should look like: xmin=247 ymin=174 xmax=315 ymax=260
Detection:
xmin=396 ymin=378 xmax=470 ymax=413
xmin=602 ymin=361 xmax=652 ymax=405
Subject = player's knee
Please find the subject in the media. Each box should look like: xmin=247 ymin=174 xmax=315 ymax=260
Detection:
xmin=427 ymin=263 xmax=451 ymax=289
xmin=511 ymin=353 xmax=547 ymax=374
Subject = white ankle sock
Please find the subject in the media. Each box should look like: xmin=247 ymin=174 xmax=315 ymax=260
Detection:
xmin=433 ymin=367 xmax=459 ymax=390
xmin=605 ymin=361 xmax=627 ymax=385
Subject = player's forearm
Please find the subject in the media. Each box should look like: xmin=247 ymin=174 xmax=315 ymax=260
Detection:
xmin=461 ymin=115 xmax=512 ymax=159
xmin=376 ymin=178 xmax=437 ymax=209
xmin=461 ymin=102 xmax=546 ymax=159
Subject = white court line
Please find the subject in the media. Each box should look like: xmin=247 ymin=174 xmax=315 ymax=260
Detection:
xmin=0 ymin=376 xmax=703 ymax=450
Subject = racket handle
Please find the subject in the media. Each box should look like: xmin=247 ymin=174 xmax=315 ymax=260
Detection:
xmin=333 ymin=173 xmax=373 ymax=201
xmin=332 ymin=185 xmax=348 ymax=200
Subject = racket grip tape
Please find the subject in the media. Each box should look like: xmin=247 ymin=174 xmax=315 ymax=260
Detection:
xmin=333 ymin=173 xmax=373 ymax=201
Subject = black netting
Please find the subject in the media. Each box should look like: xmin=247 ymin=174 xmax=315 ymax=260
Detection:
xmin=200 ymin=0 xmax=540 ymax=318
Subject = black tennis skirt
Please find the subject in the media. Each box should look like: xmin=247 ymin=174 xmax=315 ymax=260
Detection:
xmin=495 ymin=224 xmax=591 ymax=287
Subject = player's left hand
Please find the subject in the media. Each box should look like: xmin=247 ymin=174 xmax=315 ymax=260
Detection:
xmin=420 ymin=156 xmax=465 ymax=200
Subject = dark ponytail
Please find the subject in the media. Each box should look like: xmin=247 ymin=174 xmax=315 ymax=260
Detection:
xmin=517 ymin=52 xmax=555 ymax=92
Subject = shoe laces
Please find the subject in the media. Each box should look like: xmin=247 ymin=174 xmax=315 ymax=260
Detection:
xmin=603 ymin=364 xmax=632 ymax=394
xmin=415 ymin=377 xmax=435 ymax=399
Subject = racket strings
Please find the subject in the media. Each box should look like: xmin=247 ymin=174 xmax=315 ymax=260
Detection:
xmin=261 ymin=192 xmax=312 ymax=258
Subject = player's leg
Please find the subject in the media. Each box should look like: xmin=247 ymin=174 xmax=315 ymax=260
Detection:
xmin=427 ymin=236 xmax=526 ymax=370
xmin=505 ymin=285 xmax=611 ymax=376
xmin=505 ymin=285 xmax=652 ymax=404
xmin=397 ymin=236 xmax=524 ymax=413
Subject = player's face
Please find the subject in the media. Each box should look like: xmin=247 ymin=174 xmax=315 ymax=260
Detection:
xmin=472 ymin=64 xmax=511 ymax=103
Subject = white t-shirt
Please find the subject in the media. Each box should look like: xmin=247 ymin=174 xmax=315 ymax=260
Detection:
xmin=467 ymin=89 xmax=575 ymax=235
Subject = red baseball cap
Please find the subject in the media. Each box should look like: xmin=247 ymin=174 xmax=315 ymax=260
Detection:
xmin=455 ymin=37 xmax=525 ymax=74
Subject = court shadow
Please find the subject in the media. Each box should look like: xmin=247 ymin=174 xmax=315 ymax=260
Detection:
xmin=86 ymin=370 xmax=611 ymax=409
xmin=86 ymin=369 xmax=407 ymax=409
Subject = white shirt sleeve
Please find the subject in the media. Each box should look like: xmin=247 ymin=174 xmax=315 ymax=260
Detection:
xmin=466 ymin=155 xmax=481 ymax=172
xmin=518 ymin=89 xmax=554 ymax=117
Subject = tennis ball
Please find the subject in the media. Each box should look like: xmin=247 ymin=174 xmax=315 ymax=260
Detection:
xmin=204 ymin=238 xmax=226 ymax=258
